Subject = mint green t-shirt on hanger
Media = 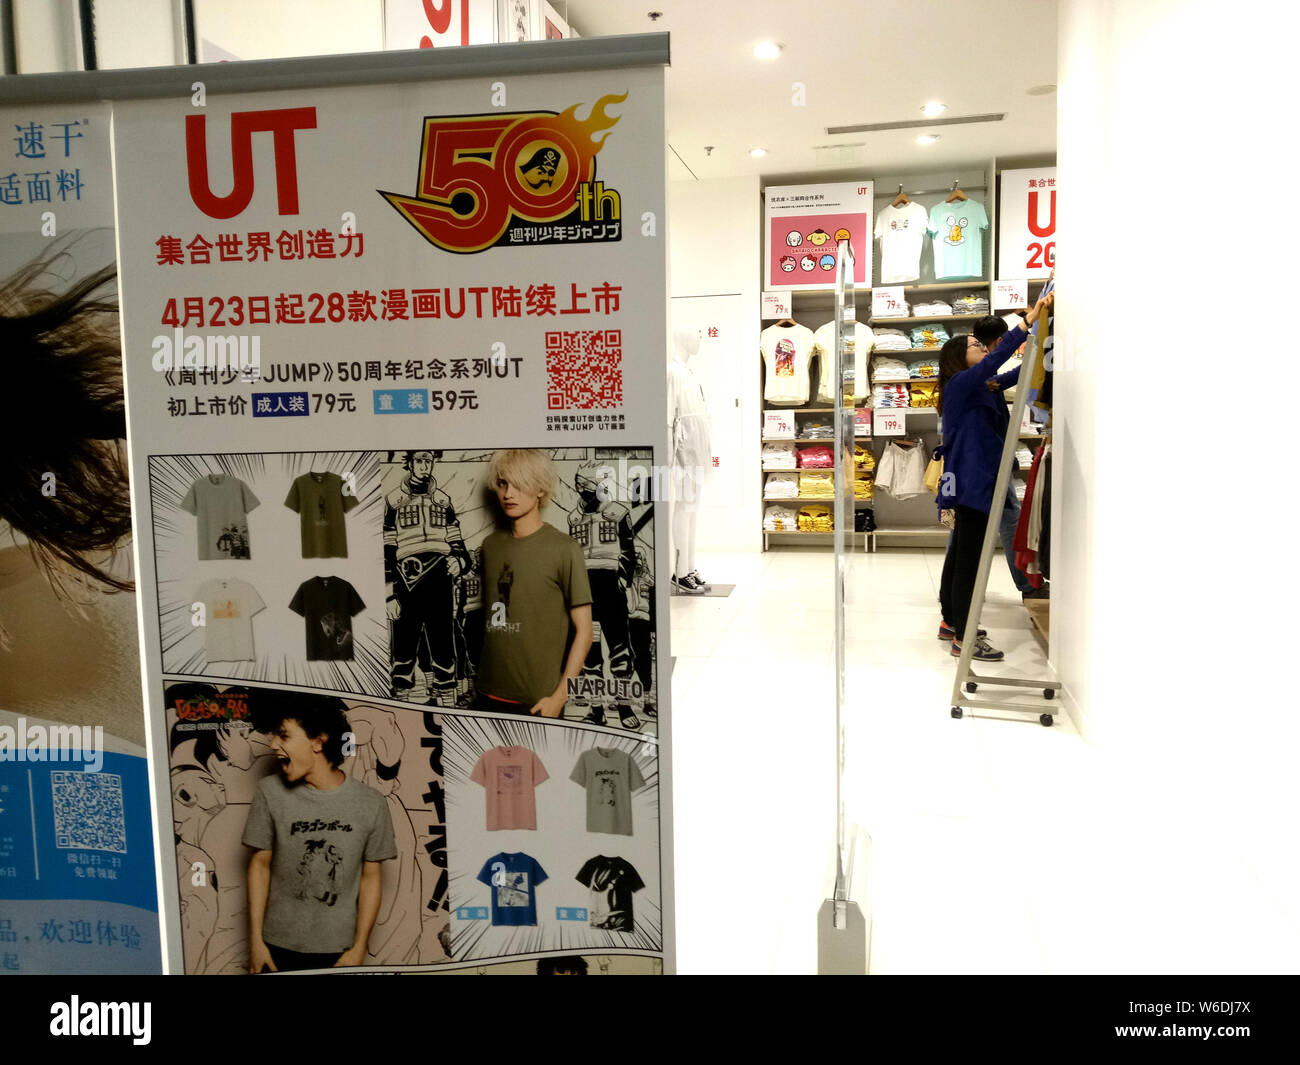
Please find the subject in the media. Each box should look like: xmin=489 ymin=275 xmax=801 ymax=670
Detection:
xmin=927 ymin=198 xmax=988 ymax=280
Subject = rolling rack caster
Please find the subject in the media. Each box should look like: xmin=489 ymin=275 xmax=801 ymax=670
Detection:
xmin=950 ymin=707 xmax=963 ymax=719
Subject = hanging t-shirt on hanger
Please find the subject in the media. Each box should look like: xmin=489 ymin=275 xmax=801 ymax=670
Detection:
xmin=470 ymin=746 xmax=549 ymax=831
xmin=760 ymin=322 xmax=815 ymax=405
xmin=193 ymin=577 xmax=265 ymax=661
xmin=927 ymin=198 xmax=989 ymax=280
xmin=812 ymin=321 xmax=874 ymax=404
xmin=289 ymin=576 xmax=365 ymax=660
xmin=285 ymin=471 xmax=360 ymax=558
xmin=874 ymin=201 xmax=929 ymax=283
xmin=181 ymin=474 xmax=260 ymax=560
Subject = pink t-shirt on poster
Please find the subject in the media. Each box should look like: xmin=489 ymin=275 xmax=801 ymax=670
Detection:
xmin=470 ymin=746 xmax=550 ymax=830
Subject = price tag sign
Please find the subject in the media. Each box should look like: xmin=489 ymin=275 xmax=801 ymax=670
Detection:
xmin=761 ymin=290 xmax=792 ymax=319
xmin=871 ymin=286 xmax=907 ymax=318
xmin=875 ymin=409 xmax=906 ymax=436
xmin=854 ymin=408 xmax=871 ymax=437
xmin=993 ymin=279 xmax=1028 ymax=310
xmin=764 ymin=409 xmax=795 ymax=439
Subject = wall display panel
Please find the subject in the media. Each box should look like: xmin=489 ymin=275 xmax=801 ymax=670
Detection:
xmin=92 ymin=45 xmax=672 ymax=973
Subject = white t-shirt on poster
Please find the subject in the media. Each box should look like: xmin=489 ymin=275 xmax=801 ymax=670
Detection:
xmin=760 ymin=322 xmax=815 ymax=405
xmin=194 ymin=577 xmax=265 ymax=661
xmin=874 ymin=202 xmax=929 ymax=283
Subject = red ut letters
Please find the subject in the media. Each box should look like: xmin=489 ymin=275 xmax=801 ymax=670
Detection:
xmin=186 ymin=107 xmax=317 ymax=219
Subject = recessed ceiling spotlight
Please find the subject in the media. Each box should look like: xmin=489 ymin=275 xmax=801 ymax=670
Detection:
xmin=922 ymin=101 xmax=947 ymax=117
xmin=1026 ymin=84 xmax=1057 ymax=95
xmin=916 ymin=134 xmax=940 ymax=146
xmin=753 ymin=41 xmax=783 ymax=60
xmin=749 ymin=147 xmax=768 ymax=158
xmin=647 ymin=11 xmax=663 ymax=21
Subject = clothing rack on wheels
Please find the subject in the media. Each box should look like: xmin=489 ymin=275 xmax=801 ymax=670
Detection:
xmin=949 ymin=312 xmax=1061 ymax=726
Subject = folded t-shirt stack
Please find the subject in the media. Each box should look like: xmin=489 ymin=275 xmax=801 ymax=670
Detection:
xmin=952 ymin=292 xmax=991 ymax=315
xmin=764 ymin=504 xmax=800 ymax=531
xmin=908 ymin=356 xmax=939 ymax=379
xmin=762 ymin=441 xmax=798 ymax=470
xmin=874 ymin=384 xmax=910 ymax=408
xmin=796 ymin=444 xmax=834 ymax=469
xmin=909 ymin=382 xmax=938 ymax=408
xmin=799 ymin=470 xmax=835 ymax=498
xmin=854 ymin=473 xmax=874 ymax=500
xmin=798 ymin=416 xmax=833 ymax=439
xmin=911 ymin=299 xmax=953 ymax=316
xmin=871 ymin=357 xmax=910 ymax=382
xmin=764 ymin=472 xmax=800 ymax=499
xmin=797 ymin=504 xmax=834 ymax=532
xmin=1014 ymin=480 xmax=1027 ymax=502
xmin=871 ymin=328 xmax=912 ymax=352
xmin=1015 ymin=447 xmax=1034 ymax=467
xmin=854 ymin=443 xmax=875 ymax=471
xmin=910 ymin=324 xmax=949 ymax=349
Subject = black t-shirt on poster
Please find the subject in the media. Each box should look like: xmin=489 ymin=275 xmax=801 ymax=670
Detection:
xmin=289 ymin=576 xmax=365 ymax=660
xmin=575 ymin=855 xmax=645 ymax=932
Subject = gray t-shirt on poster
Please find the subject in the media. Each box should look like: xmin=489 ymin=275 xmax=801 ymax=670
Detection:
xmin=181 ymin=474 xmax=260 ymax=560
xmin=570 ymin=747 xmax=646 ymax=836
xmin=242 ymin=773 xmax=397 ymax=953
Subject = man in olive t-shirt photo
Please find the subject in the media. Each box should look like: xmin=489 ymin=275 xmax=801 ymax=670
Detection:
xmin=472 ymin=449 xmax=594 ymax=718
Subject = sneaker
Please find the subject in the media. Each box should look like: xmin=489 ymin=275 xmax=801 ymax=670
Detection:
xmin=686 ymin=570 xmax=712 ymax=591
xmin=951 ymin=636 xmax=1004 ymax=661
xmin=672 ymin=574 xmax=704 ymax=594
xmin=938 ymin=621 xmax=987 ymax=641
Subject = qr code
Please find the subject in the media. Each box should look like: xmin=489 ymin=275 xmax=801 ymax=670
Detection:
xmin=545 ymin=330 xmax=623 ymax=410
xmin=51 ymin=771 xmax=127 ymax=854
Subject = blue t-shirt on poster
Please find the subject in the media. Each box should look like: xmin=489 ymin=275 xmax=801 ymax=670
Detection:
xmin=927 ymin=198 xmax=988 ymax=279
xmin=477 ymin=851 xmax=548 ymax=926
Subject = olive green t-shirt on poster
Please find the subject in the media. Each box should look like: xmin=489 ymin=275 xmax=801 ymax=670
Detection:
xmin=285 ymin=471 xmax=359 ymax=558
xmin=477 ymin=522 xmax=592 ymax=705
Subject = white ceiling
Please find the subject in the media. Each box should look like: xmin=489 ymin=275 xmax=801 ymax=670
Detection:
xmin=563 ymin=0 xmax=1058 ymax=183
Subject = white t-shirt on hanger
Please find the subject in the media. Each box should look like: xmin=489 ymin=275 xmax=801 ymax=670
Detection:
xmin=760 ymin=322 xmax=815 ymax=405
xmin=874 ymin=201 xmax=929 ymax=284
xmin=812 ymin=321 xmax=874 ymax=403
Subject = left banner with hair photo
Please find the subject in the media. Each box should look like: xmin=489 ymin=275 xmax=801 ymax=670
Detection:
xmin=0 ymin=103 xmax=161 ymax=974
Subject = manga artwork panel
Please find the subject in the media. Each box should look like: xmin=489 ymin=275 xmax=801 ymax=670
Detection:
xmin=380 ymin=447 xmax=659 ymax=736
xmin=166 ymin=681 xmax=449 ymax=973
xmin=149 ymin=452 xmax=389 ymax=697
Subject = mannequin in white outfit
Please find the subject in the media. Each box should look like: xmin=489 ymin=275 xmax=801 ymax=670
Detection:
xmin=668 ymin=327 xmax=713 ymax=593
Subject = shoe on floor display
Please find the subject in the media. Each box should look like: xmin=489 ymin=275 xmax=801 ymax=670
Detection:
xmin=672 ymin=573 xmax=705 ymax=594
xmin=938 ymin=621 xmax=987 ymax=641
xmin=950 ymin=635 xmax=1005 ymax=661
xmin=686 ymin=569 xmax=711 ymax=591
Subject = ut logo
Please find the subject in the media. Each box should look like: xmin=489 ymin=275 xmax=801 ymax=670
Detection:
xmin=186 ymin=107 xmax=317 ymax=219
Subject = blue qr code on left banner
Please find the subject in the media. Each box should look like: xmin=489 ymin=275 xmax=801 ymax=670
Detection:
xmin=51 ymin=771 xmax=127 ymax=854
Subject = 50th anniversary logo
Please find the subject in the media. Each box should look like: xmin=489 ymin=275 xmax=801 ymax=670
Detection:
xmin=379 ymin=93 xmax=627 ymax=254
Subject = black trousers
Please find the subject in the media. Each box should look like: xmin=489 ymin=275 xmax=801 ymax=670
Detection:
xmin=265 ymin=943 xmax=345 ymax=972
xmin=939 ymin=504 xmax=990 ymax=639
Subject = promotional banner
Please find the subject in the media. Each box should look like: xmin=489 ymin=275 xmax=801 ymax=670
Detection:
xmin=764 ymin=181 xmax=872 ymax=291
xmin=0 ymin=103 xmax=161 ymax=974
xmin=998 ymin=166 xmax=1057 ymax=279
xmin=109 ymin=53 xmax=670 ymax=974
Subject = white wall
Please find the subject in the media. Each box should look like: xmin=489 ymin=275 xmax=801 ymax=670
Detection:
xmin=192 ymin=0 xmax=383 ymax=60
xmin=93 ymin=0 xmax=181 ymax=68
xmin=1057 ymin=0 xmax=1298 ymax=970
xmin=668 ymin=175 xmax=761 ymax=554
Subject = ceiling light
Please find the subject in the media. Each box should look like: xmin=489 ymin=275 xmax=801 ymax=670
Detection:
xmin=916 ymin=134 xmax=940 ymax=146
xmin=753 ymin=41 xmax=782 ymax=60
xmin=749 ymin=147 xmax=768 ymax=158
xmin=922 ymin=101 xmax=947 ymax=117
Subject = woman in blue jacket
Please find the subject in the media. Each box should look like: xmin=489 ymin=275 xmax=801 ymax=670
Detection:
xmin=936 ymin=292 xmax=1053 ymax=661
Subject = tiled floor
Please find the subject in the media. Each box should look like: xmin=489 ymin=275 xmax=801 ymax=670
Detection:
xmin=668 ymin=547 xmax=1300 ymax=974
